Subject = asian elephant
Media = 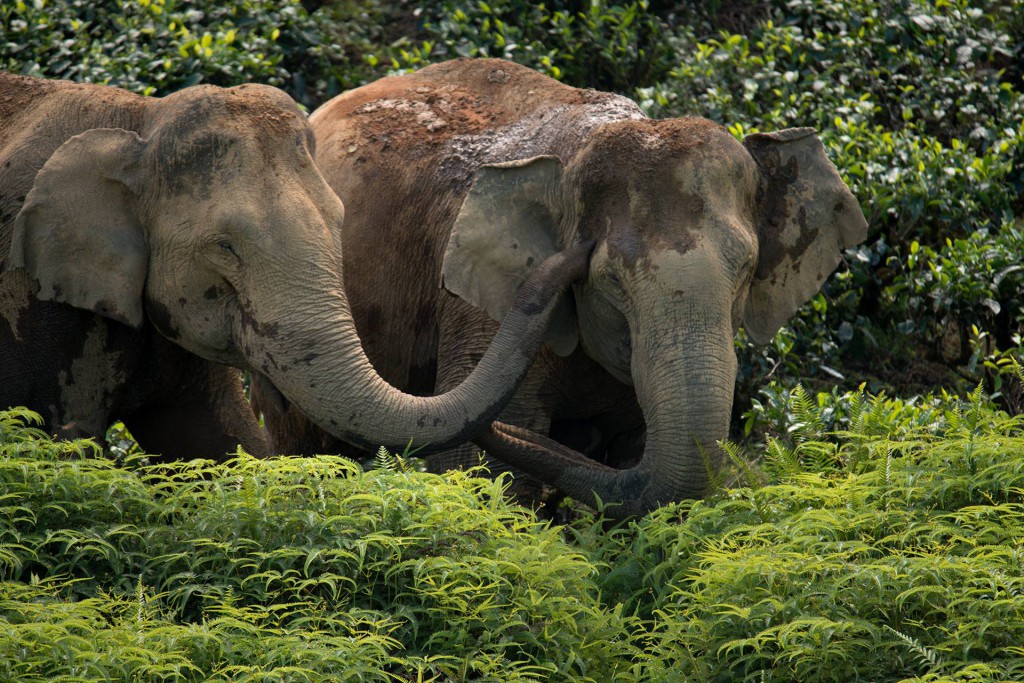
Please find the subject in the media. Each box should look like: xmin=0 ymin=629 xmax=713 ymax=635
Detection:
xmin=0 ymin=71 xmax=590 ymax=460
xmin=253 ymin=58 xmax=867 ymax=516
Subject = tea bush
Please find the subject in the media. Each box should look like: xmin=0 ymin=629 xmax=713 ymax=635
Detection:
xmin=407 ymin=0 xmax=676 ymax=92
xmin=4 ymin=0 xmax=1023 ymax=400
xmin=641 ymin=1 xmax=1024 ymax=403
xmin=0 ymin=0 xmax=392 ymax=106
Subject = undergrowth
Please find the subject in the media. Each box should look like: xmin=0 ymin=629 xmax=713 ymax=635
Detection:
xmin=4 ymin=399 xmax=1024 ymax=681
xmin=0 ymin=409 xmax=638 ymax=682
xmin=575 ymin=386 xmax=1024 ymax=682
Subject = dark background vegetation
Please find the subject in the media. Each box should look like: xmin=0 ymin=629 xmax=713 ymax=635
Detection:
xmin=3 ymin=2 xmax=1024 ymax=680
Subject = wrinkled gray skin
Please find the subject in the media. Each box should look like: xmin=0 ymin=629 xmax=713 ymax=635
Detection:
xmin=0 ymin=71 xmax=590 ymax=459
xmin=253 ymin=58 xmax=867 ymax=516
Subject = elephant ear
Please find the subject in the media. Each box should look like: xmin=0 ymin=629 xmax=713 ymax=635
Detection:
xmin=741 ymin=128 xmax=867 ymax=344
xmin=442 ymin=155 xmax=580 ymax=356
xmin=9 ymin=128 xmax=148 ymax=328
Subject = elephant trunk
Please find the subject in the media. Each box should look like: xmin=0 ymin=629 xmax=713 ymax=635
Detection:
xmin=475 ymin=303 xmax=736 ymax=518
xmin=237 ymin=241 xmax=593 ymax=454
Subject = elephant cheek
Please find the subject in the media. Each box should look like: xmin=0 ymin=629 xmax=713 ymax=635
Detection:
xmin=145 ymin=292 xmax=240 ymax=365
xmin=576 ymin=290 xmax=632 ymax=386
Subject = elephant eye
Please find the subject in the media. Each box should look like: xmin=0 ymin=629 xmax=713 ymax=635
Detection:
xmin=213 ymin=239 xmax=242 ymax=267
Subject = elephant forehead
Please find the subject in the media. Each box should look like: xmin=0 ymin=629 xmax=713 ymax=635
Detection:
xmin=149 ymin=129 xmax=248 ymax=200
xmin=150 ymin=97 xmax=313 ymax=200
xmin=577 ymin=117 xmax=728 ymax=174
xmin=153 ymin=87 xmax=310 ymax=151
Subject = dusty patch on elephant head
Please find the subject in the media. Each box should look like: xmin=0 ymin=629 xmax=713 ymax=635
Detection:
xmin=58 ymin=318 xmax=127 ymax=438
xmin=571 ymin=118 xmax=724 ymax=268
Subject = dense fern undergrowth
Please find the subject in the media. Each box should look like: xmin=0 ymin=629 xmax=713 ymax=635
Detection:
xmin=3 ymin=398 xmax=1024 ymax=683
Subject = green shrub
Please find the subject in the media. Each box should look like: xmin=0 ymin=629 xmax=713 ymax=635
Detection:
xmin=8 ymin=384 xmax=1024 ymax=683
xmin=410 ymin=0 xmax=676 ymax=92
xmin=0 ymin=0 xmax=392 ymax=106
xmin=573 ymin=388 xmax=1024 ymax=682
xmin=0 ymin=411 xmax=638 ymax=682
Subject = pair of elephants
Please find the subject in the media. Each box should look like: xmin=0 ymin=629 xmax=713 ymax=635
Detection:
xmin=0 ymin=58 xmax=867 ymax=517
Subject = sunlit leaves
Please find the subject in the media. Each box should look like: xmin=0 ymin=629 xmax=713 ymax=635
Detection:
xmin=0 ymin=409 xmax=637 ymax=682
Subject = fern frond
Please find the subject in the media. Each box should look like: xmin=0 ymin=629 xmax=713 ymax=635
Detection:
xmin=372 ymin=446 xmax=399 ymax=472
xmin=884 ymin=625 xmax=946 ymax=673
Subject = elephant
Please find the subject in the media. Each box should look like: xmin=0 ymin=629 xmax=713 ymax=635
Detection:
xmin=0 ymin=71 xmax=591 ymax=460
xmin=252 ymin=58 xmax=867 ymax=516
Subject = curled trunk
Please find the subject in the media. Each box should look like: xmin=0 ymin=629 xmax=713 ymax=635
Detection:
xmin=239 ymin=242 xmax=593 ymax=454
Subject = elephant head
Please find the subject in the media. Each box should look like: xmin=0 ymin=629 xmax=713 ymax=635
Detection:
xmin=443 ymin=117 xmax=867 ymax=516
xmin=5 ymin=81 xmax=590 ymax=454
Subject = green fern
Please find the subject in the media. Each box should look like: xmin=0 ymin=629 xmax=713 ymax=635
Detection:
xmin=789 ymin=384 xmax=826 ymax=443
xmin=884 ymin=625 xmax=947 ymax=675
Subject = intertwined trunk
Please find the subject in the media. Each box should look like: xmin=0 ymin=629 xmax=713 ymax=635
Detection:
xmin=237 ymin=242 xmax=592 ymax=454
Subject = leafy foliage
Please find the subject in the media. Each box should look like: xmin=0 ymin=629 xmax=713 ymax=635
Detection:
xmin=4 ymin=0 xmax=1023 ymax=403
xmin=0 ymin=410 xmax=638 ymax=682
xmin=3 ymin=5 xmax=1024 ymax=676
xmin=409 ymin=0 xmax=675 ymax=92
xmin=0 ymin=0 xmax=393 ymax=106
xmin=7 ymin=388 xmax=1024 ymax=681
xmin=574 ymin=389 xmax=1024 ymax=682
xmin=642 ymin=1 xmax=1024 ymax=403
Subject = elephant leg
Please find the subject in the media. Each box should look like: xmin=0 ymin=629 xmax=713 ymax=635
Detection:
xmin=121 ymin=340 xmax=269 ymax=461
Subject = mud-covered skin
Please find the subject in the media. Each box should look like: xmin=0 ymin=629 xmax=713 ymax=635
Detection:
xmin=0 ymin=75 xmax=265 ymax=457
xmin=2 ymin=70 xmax=585 ymax=460
xmin=256 ymin=58 xmax=867 ymax=514
xmin=0 ymin=268 xmax=261 ymax=456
